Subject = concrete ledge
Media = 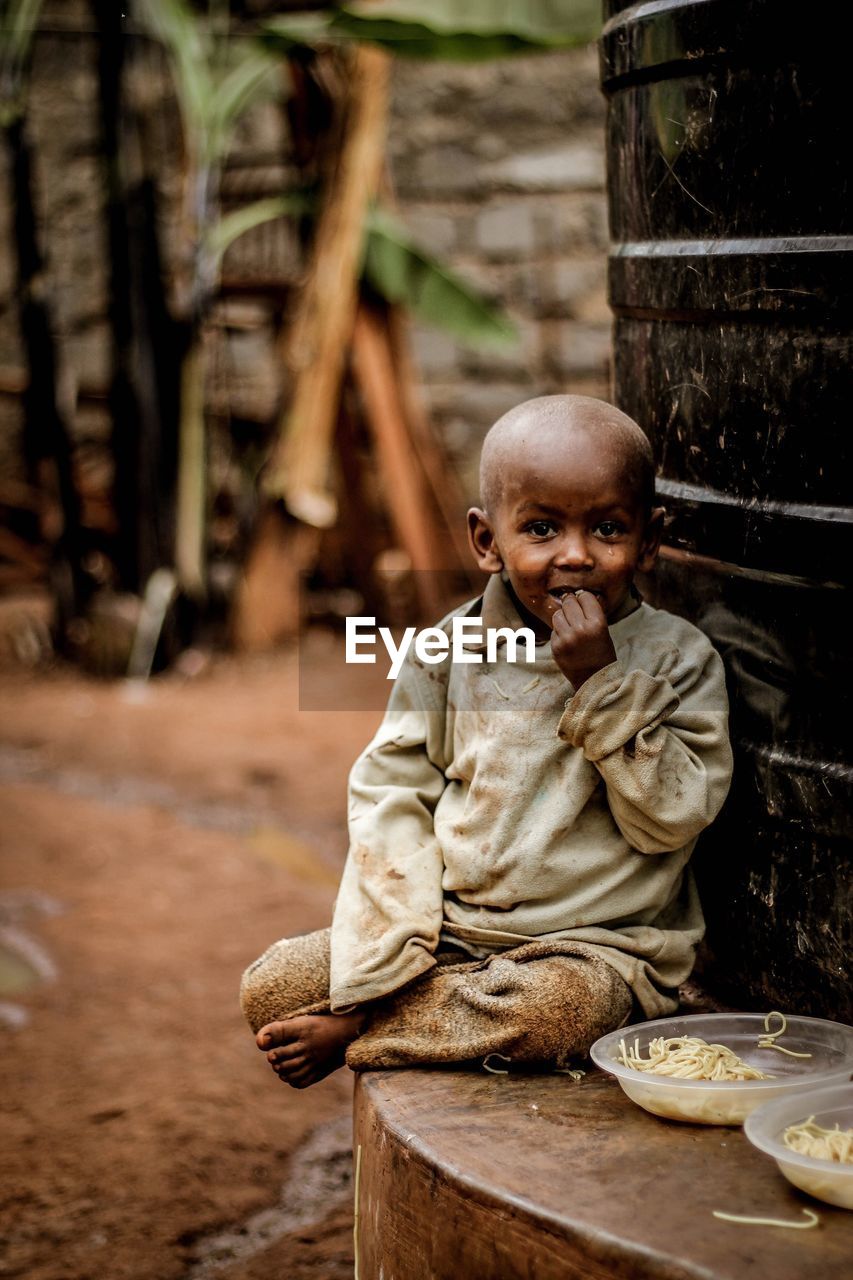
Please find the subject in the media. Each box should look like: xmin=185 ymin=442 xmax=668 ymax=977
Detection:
xmin=354 ymin=1069 xmax=852 ymax=1279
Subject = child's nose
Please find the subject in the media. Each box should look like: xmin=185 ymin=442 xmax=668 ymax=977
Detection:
xmin=554 ymin=531 xmax=594 ymax=568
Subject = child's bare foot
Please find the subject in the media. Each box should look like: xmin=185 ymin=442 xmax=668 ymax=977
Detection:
xmin=256 ymin=1012 xmax=367 ymax=1088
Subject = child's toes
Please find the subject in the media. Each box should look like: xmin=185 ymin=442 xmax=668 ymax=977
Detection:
xmin=256 ymin=1020 xmax=292 ymax=1050
xmin=283 ymin=1063 xmax=315 ymax=1088
xmin=274 ymin=1056 xmax=307 ymax=1080
xmin=272 ymin=1053 xmax=305 ymax=1075
xmin=267 ymin=1042 xmax=303 ymax=1065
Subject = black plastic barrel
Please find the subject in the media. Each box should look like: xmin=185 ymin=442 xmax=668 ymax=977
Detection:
xmin=601 ymin=0 xmax=851 ymax=1019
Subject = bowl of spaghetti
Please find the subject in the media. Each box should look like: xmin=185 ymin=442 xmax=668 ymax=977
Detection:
xmin=745 ymin=1084 xmax=853 ymax=1208
xmin=589 ymin=1012 xmax=853 ymax=1126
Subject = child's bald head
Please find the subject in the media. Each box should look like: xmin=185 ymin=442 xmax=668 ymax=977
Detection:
xmin=479 ymin=394 xmax=655 ymax=518
xmin=469 ymin=395 xmax=662 ymax=628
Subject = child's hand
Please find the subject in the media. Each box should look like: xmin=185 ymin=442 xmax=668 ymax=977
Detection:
xmin=550 ymin=590 xmax=617 ymax=690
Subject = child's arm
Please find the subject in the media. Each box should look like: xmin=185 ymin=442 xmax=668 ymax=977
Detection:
xmin=329 ymin=652 xmax=448 ymax=1012
xmin=557 ymin=626 xmax=732 ymax=854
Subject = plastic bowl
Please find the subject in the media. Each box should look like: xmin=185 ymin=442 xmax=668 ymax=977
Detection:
xmin=744 ymin=1084 xmax=853 ymax=1209
xmin=589 ymin=1013 xmax=853 ymax=1126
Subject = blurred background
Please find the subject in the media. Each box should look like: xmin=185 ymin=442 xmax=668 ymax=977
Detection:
xmin=0 ymin=0 xmax=607 ymax=672
xmin=3 ymin=4 xmax=851 ymax=1274
xmin=0 ymin=4 xmax=610 ymax=1278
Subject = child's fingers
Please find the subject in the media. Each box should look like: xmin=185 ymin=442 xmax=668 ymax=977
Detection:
xmin=574 ymin=589 xmax=606 ymax=624
xmin=549 ymin=594 xmax=580 ymax=629
xmin=560 ymin=593 xmax=585 ymax=624
xmin=551 ymin=604 xmax=572 ymax=634
xmin=553 ymin=590 xmax=605 ymax=628
xmin=555 ymin=591 xmax=597 ymax=629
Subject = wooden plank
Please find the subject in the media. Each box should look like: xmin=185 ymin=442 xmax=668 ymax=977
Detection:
xmin=386 ymin=307 xmax=483 ymax=593
xmin=334 ymin=391 xmax=386 ymax=619
xmin=232 ymin=46 xmax=389 ymax=650
xmin=352 ymin=305 xmax=444 ymax=619
xmin=266 ymin=44 xmax=390 ymax=528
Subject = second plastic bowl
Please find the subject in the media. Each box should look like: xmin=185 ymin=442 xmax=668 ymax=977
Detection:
xmin=744 ymin=1084 xmax=853 ymax=1209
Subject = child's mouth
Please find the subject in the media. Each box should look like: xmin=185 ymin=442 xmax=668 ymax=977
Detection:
xmin=547 ymin=586 xmax=602 ymax=601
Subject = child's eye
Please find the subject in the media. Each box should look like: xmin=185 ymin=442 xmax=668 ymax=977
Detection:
xmin=595 ymin=520 xmax=623 ymax=538
xmin=526 ymin=520 xmax=555 ymax=538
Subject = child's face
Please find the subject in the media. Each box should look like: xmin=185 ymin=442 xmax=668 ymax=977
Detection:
xmin=469 ymin=428 xmax=663 ymax=632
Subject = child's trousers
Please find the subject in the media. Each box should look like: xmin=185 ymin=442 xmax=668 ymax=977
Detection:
xmin=240 ymin=929 xmax=633 ymax=1071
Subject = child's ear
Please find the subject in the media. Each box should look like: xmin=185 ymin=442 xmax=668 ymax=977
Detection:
xmin=467 ymin=507 xmax=504 ymax=573
xmin=637 ymin=506 xmax=666 ymax=572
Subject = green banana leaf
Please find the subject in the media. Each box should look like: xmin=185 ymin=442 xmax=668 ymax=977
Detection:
xmin=140 ymin=0 xmax=279 ymax=163
xmin=0 ymin=0 xmax=44 ymax=125
xmin=205 ymin=192 xmax=314 ymax=263
xmin=263 ymin=0 xmax=599 ymax=60
xmin=0 ymin=0 xmax=43 ymax=60
xmin=139 ymin=0 xmax=213 ymax=137
xmin=344 ymin=0 xmax=599 ymax=40
xmin=258 ymin=11 xmax=346 ymax=53
xmin=204 ymin=49 xmax=280 ymax=163
xmin=363 ymin=207 xmax=517 ymax=348
xmin=207 ymin=192 xmax=516 ymax=350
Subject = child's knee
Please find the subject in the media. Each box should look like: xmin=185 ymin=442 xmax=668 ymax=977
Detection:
xmin=239 ymin=956 xmax=270 ymax=1032
xmin=238 ymin=938 xmax=290 ymax=1030
xmin=547 ymin=955 xmax=633 ymax=1042
xmin=508 ymin=954 xmax=633 ymax=1061
xmin=238 ymin=929 xmax=333 ymax=1033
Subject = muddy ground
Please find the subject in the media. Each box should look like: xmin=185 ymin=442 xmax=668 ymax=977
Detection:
xmin=0 ymin=637 xmax=390 ymax=1280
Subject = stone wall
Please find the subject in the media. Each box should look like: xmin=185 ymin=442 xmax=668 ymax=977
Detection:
xmin=388 ymin=48 xmax=610 ymax=499
xmin=0 ymin=7 xmax=610 ymax=541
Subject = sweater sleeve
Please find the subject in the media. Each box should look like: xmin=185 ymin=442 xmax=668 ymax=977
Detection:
xmin=557 ymin=631 xmax=732 ymax=855
xmin=329 ymin=651 xmax=449 ymax=1011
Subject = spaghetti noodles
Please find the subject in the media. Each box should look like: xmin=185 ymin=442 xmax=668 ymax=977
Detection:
xmin=783 ymin=1116 xmax=853 ymax=1164
xmin=757 ymin=1011 xmax=813 ymax=1058
xmin=616 ymin=1011 xmax=813 ymax=1081
xmin=712 ymin=1208 xmax=819 ymax=1229
xmin=617 ymin=1035 xmax=772 ymax=1081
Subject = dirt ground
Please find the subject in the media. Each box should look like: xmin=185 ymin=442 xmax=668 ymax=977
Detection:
xmin=0 ymin=636 xmax=391 ymax=1280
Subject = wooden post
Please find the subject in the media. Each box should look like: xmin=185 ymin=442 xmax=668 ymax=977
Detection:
xmin=232 ymin=45 xmax=389 ymax=650
xmin=352 ymin=304 xmax=445 ymax=619
xmin=174 ymin=333 xmax=207 ymax=599
xmin=268 ymin=43 xmax=390 ymax=526
xmin=387 ymin=307 xmax=483 ymax=592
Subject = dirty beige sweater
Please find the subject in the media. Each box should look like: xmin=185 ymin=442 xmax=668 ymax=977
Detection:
xmin=330 ymin=575 xmax=733 ymax=1018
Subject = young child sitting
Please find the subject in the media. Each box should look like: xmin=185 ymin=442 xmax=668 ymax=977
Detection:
xmin=240 ymin=394 xmax=733 ymax=1089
